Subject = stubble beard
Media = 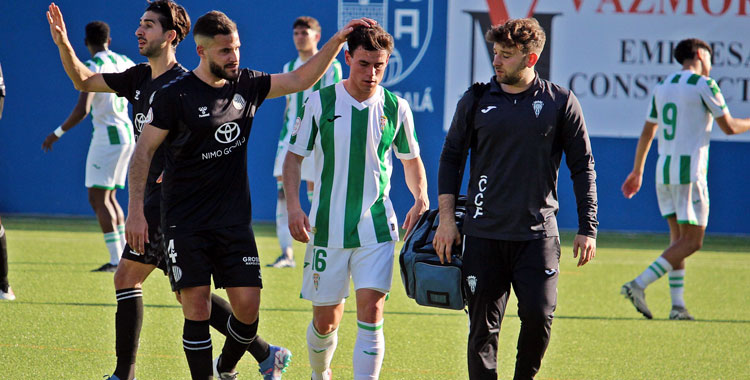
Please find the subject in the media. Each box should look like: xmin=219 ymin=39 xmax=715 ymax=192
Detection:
xmin=209 ymin=60 xmax=239 ymax=81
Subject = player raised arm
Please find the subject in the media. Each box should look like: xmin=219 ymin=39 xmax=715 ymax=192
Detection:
xmin=47 ymin=3 xmax=113 ymax=93
xmin=125 ymin=124 xmax=168 ymax=253
xmin=266 ymin=18 xmax=375 ymax=99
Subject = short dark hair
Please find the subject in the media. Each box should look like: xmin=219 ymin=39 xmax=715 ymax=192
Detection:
xmin=293 ymin=16 xmax=321 ymax=34
xmin=347 ymin=24 xmax=393 ymax=55
xmin=193 ymin=10 xmax=238 ymax=39
xmin=485 ymin=18 xmax=546 ymax=55
xmin=85 ymin=21 xmax=109 ymax=47
xmin=145 ymin=0 xmax=191 ymax=47
xmin=674 ymin=38 xmax=712 ymax=64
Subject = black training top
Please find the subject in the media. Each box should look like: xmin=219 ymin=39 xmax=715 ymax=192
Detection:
xmin=149 ymin=68 xmax=271 ymax=233
xmin=438 ymin=75 xmax=598 ymax=240
xmin=103 ymin=63 xmax=188 ymax=213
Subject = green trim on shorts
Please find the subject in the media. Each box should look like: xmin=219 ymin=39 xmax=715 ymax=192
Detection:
xmin=90 ymin=184 xmax=117 ymax=190
xmin=677 ymin=219 xmax=701 ymax=226
xmin=662 ymin=213 xmax=676 ymax=219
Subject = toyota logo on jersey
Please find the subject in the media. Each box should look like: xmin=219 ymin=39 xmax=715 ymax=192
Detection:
xmin=215 ymin=122 xmax=240 ymax=144
xmin=134 ymin=107 xmax=153 ymax=134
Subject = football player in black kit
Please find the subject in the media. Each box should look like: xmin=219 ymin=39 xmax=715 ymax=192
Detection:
xmin=125 ymin=10 xmax=374 ymax=380
xmin=47 ymin=3 xmax=290 ymax=379
xmin=433 ymin=18 xmax=598 ymax=380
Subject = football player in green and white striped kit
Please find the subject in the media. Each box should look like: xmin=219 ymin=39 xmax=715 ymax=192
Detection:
xmin=621 ymin=38 xmax=750 ymax=320
xmin=43 ymin=21 xmax=134 ymax=272
xmin=269 ymin=16 xmax=343 ymax=269
xmin=283 ymin=25 xmax=428 ymax=380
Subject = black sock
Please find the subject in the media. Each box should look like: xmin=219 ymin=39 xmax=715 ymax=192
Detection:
xmin=249 ymin=334 xmax=271 ymax=363
xmin=210 ymin=293 xmax=269 ymax=362
xmin=0 ymin=225 xmax=9 ymax=292
xmin=218 ymin=314 xmax=258 ymax=373
xmin=183 ymin=319 xmax=212 ymax=379
xmin=113 ymin=288 xmax=143 ymax=380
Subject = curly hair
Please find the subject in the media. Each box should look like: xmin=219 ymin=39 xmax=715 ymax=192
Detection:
xmin=485 ymin=18 xmax=546 ymax=55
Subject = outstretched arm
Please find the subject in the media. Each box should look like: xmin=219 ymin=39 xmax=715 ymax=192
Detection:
xmin=42 ymin=91 xmax=93 ymax=151
xmin=47 ymin=3 xmax=113 ymax=93
xmin=266 ymin=18 xmax=374 ymax=99
xmin=622 ymin=121 xmax=658 ymax=199
xmin=125 ymin=124 xmax=168 ymax=253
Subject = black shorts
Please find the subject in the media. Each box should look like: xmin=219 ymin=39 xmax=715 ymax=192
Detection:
xmin=121 ymin=204 xmax=167 ymax=274
xmin=164 ymin=224 xmax=263 ymax=291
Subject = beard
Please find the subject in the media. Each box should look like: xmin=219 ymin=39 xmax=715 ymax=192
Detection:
xmin=497 ymin=59 xmax=528 ymax=85
xmin=139 ymin=41 xmax=161 ymax=58
xmin=209 ymin=60 xmax=239 ymax=81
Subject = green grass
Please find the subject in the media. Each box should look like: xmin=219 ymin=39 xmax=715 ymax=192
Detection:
xmin=0 ymin=216 xmax=748 ymax=379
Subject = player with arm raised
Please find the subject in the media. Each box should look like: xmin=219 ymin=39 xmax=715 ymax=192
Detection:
xmin=42 ymin=20 xmax=135 ymax=273
xmin=621 ymin=38 xmax=750 ymax=320
xmin=125 ymin=10 xmax=373 ymax=379
xmin=47 ymin=3 xmax=291 ymax=379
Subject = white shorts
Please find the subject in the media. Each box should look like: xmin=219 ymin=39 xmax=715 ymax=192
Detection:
xmin=85 ymin=142 xmax=134 ymax=190
xmin=273 ymin=142 xmax=315 ymax=182
xmin=656 ymin=181 xmax=709 ymax=226
xmin=301 ymin=241 xmax=395 ymax=306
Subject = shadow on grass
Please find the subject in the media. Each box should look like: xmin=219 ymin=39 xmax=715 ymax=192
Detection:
xmin=6 ymin=301 xmax=750 ymax=325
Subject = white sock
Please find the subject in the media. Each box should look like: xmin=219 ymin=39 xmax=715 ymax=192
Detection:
xmin=103 ymin=232 xmax=121 ymax=265
xmin=307 ymin=321 xmax=337 ymax=380
xmin=276 ymin=189 xmax=293 ymax=255
xmin=353 ymin=320 xmax=385 ymax=380
xmin=634 ymin=256 xmax=672 ymax=288
xmin=669 ymin=269 xmax=686 ymax=308
xmin=116 ymin=224 xmax=126 ymax=252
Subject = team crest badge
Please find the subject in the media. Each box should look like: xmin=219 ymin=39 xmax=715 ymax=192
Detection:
xmin=313 ymin=273 xmax=320 ymax=291
xmin=532 ymin=100 xmax=544 ymax=118
xmin=291 ymin=117 xmax=302 ymax=136
xmin=379 ymin=115 xmax=388 ymax=132
xmin=172 ymin=265 xmax=182 ymax=282
xmin=232 ymin=93 xmax=246 ymax=110
xmin=466 ymin=275 xmax=477 ymax=294
xmin=338 ymin=0 xmax=434 ymax=86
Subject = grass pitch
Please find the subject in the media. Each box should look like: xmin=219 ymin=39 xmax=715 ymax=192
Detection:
xmin=0 ymin=216 xmax=748 ymax=379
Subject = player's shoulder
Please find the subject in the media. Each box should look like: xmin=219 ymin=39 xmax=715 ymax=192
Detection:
xmin=156 ymin=70 xmax=192 ymax=96
xmin=381 ymin=86 xmax=412 ymax=113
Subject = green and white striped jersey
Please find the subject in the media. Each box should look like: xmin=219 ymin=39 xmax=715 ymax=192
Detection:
xmin=278 ymin=57 xmax=342 ymax=144
xmin=646 ymin=70 xmax=727 ymax=184
xmin=288 ymin=83 xmax=420 ymax=249
xmin=84 ymin=50 xmax=135 ymax=145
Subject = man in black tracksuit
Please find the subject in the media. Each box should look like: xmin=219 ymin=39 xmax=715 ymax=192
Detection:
xmin=433 ymin=18 xmax=598 ymax=380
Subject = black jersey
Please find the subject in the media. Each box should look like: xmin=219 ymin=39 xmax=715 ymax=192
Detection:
xmin=102 ymin=63 xmax=188 ymax=211
xmin=439 ymin=75 xmax=598 ymax=240
xmin=149 ymin=68 xmax=271 ymax=233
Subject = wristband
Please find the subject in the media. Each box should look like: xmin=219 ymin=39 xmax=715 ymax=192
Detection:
xmin=53 ymin=126 xmax=66 ymax=138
